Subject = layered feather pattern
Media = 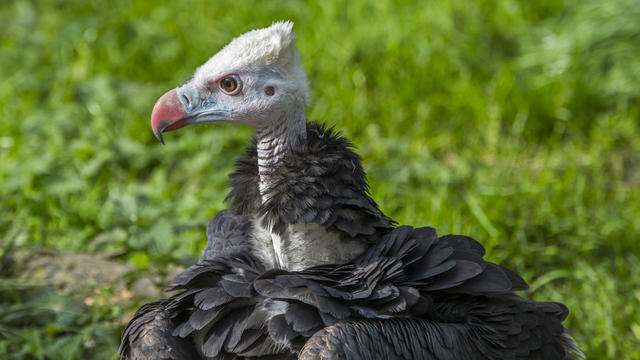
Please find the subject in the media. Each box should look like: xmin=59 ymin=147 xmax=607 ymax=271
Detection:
xmin=299 ymin=302 xmax=582 ymax=360
xmin=162 ymin=224 xmax=563 ymax=359
xmin=226 ymin=122 xmax=394 ymax=240
xmin=119 ymin=300 xmax=200 ymax=360
xmin=121 ymin=122 xmax=581 ymax=359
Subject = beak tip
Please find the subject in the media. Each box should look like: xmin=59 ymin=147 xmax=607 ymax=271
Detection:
xmin=152 ymin=122 xmax=167 ymax=144
xmin=154 ymin=132 xmax=165 ymax=144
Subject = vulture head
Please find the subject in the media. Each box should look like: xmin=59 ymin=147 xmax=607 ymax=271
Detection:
xmin=150 ymin=21 xmax=309 ymax=144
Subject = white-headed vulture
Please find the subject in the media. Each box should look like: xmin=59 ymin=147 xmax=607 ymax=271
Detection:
xmin=120 ymin=22 xmax=583 ymax=360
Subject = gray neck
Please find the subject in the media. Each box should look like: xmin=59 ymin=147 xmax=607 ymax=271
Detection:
xmin=255 ymin=105 xmax=306 ymax=199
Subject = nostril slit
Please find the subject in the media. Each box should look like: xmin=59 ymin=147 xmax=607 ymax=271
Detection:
xmin=265 ymin=86 xmax=275 ymax=96
xmin=182 ymin=94 xmax=190 ymax=107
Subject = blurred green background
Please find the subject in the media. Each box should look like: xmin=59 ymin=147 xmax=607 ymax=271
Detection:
xmin=1 ymin=0 xmax=639 ymax=358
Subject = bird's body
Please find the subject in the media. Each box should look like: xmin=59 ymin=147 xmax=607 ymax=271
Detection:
xmin=120 ymin=22 xmax=582 ymax=359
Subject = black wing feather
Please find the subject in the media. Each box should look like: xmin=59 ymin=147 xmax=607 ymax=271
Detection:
xmin=119 ymin=300 xmax=200 ymax=360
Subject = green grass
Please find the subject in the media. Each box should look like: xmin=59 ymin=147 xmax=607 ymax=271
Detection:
xmin=1 ymin=0 xmax=639 ymax=358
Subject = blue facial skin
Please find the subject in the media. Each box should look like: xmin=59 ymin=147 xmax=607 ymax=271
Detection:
xmin=172 ymin=68 xmax=286 ymax=133
xmin=175 ymin=81 xmax=230 ymax=125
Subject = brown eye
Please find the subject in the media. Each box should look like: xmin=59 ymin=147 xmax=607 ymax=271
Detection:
xmin=219 ymin=75 xmax=241 ymax=95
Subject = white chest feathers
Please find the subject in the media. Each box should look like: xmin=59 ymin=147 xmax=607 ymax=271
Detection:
xmin=251 ymin=218 xmax=367 ymax=271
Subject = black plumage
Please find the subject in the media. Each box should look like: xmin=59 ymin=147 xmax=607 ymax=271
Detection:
xmin=121 ymin=123 xmax=582 ymax=360
xmin=226 ymin=123 xmax=394 ymax=240
xmin=118 ymin=300 xmax=200 ymax=360
xmin=298 ymin=301 xmax=577 ymax=360
xmin=201 ymin=209 xmax=253 ymax=260
xmin=160 ymin=217 xmax=580 ymax=359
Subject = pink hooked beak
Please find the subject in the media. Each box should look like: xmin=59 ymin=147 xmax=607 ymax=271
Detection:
xmin=150 ymin=89 xmax=189 ymax=144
